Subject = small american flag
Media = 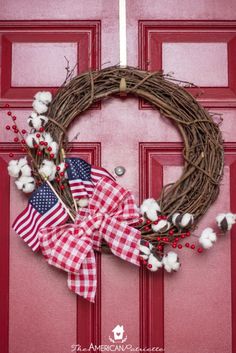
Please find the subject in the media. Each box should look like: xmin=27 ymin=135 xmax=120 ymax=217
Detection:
xmin=66 ymin=158 xmax=115 ymax=200
xmin=12 ymin=183 xmax=69 ymax=252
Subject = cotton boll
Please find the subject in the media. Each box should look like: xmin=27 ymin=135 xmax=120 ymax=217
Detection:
xmin=162 ymin=251 xmax=180 ymax=273
xmin=216 ymin=213 xmax=236 ymax=232
xmin=38 ymin=115 xmax=48 ymax=126
xmin=34 ymin=91 xmax=52 ymax=105
xmin=26 ymin=133 xmax=40 ymax=148
xmin=181 ymin=213 xmax=194 ymax=228
xmin=25 ymin=134 xmax=34 ymax=148
xmin=33 ymin=99 xmax=48 ymax=114
xmin=7 ymin=160 xmax=21 ymax=178
xmin=29 ymin=115 xmax=42 ymax=130
xmin=28 ymin=114 xmax=48 ymax=130
xmin=140 ymin=198 xmax=161 ymax=221
xmin=22 ymin=178 xmax=35 ymax=193
xmin=172 ymin=212 xmax=194 ymax=229
xmin=39 ymin=160 xmax=56 ymax=181
xmin=49 ymin=141 xmax=58 ymax=156
xmin=77 ymin=198 xmax=89 ymax=208
xmin=140 ymin=239 xmax=153 ymax=260
xmin=27 ymin=112 xmax=38 ymax=127
xmin=199 ymin=238 xmax=213 ymax=249
xmin=152 ymin=220 xmax=170 ymax=233
xmin=20 ymin=164 xmax=32 ymax=177
xmin=172 ymin=213 xmax=180 ymax=226
xmin=199 ymin=228 xmax=216 ymax=249
xmin=42 ymin=132 xmax=53 ymax=145
xmin=147 ymin=253 xmax=163 ymax=272
xmin=8 ymin=157 xmax=29 ymax=178
xmin=17 ymin=157 xmax=28 ymax=169
xmin=15 ymin=176 xmax=35 ymax=193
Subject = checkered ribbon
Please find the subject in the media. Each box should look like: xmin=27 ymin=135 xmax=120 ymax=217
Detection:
xmin=38 ymin=177 xmax=141 ymax=302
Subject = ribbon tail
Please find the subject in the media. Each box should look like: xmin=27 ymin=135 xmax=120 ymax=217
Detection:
xmin=102 ymin=218 xmax=141 ymax=266
xmin=67 ymin=249 xmax=97 ymax=302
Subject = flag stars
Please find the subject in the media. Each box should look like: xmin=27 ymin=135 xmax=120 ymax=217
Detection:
xmin=29 ymin=184 xmax=58 ymax=214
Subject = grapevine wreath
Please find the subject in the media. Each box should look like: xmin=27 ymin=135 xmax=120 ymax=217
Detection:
xmin=5 ymin=65 xmax=235 ymax=286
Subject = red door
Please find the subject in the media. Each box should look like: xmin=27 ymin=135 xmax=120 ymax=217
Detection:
xmin=0 ymin=2 xmax=236 ymax=353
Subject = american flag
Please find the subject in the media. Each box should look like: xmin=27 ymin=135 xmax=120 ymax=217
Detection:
xmin=12 ymin=183 xmax=69 ymax=252
xmin=66 ymin=158 xmax=115 ymax=200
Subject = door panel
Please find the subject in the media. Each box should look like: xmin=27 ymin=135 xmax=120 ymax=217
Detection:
xmin=0 ymin=21 xmax=100 ymax=107
xmin=140 ymin=143 xmax=234 ymax=353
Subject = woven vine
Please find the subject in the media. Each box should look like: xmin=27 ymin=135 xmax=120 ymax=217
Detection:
xmin=37 ymin=66 xmax=224 ymax=243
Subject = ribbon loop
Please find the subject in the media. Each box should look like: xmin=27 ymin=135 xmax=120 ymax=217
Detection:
xmin=39 ymin=176 xmax=141 ymax=302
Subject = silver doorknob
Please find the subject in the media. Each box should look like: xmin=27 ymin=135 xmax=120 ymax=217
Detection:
xmin=114 ymin=166 xmax=126 ymax=176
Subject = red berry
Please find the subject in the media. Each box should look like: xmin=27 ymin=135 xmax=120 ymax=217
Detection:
xmin=65 ymin=163 xmax=69 ymax=168
xmin=50 ymin=153 xmax=54 ymax=159
xmin=175 ymin=237 xmax=179 ymax=242
xmin=157 ymin=237 xmax=161 ymax=241
xmin=169 ymin=229 xmax=174 ymax=236
xmin=48 ymin=147 xmax=52 ymax=152
xmin=153 ymin=220 xmax=159 ymax=225
xmin=147 ymin=264 xmax=152 ymax=269
xmin=56 ymin=166 xmax=60 ymax=171
xmin=14 ymin=137 xmax=19 ymax=142
xmin=39 ymin=127 xmax=44 ymax=132
xmin=172 ymin=243 xmax=177 ymax=248
xmin=144 ymin=226 xmax=150 ymax=231
xmin=14 ymin=129 xmax=18 ymax=133
xmin=60 ymin=185 xmax=65 ymax=190
xmin=12 ymin=115 xmax=16 ymax=121
xmin=12 ymin=125 xmax=17 ymax=130
xmin=178 ymin=244 xmax=183 ymax=249
xmin=143 ymin=260 xmax=147 ymax=265
xmin=60 ymin=172 xmax=64 ymax=177
xmin=157 ymin=245 xmax=163 ymax=251
xmin=44 ymin=142 xmax=48 ymax=146
xmin=34 ymin=144 xmax=39 ymax=149
xmin=22 ymin=129 xmax=27 ymax=134
xmin=37 ymin=151 xmax=42 ymax=156
xmin=146 ymin=219 xmax=151 ymax=224
xmin=9 ymin=153 xmax=14 ymax=157
xmin=39 ymin=141 xmax=44 ymax=145
xmin=186 ymin=231 xmax=191 ymax=237
xmin=191 ymin=244 xmax=195 ymax=250
xmin=197 ymin=247 xmax=203 ymax=253
xmin=36 ymin=133 xmax=40 ymax=138
xmin=56 ymin=177 xmax=60 ymax=183
xmin=7 ymin=111 xmax=12 ymax=116
xmin=185 ymin=242 xmax=190 ymax=248
xmin=181 ymin=233 xmax=185 ymax=238
xmin=5 ymin=125 xmax=10 ymax=130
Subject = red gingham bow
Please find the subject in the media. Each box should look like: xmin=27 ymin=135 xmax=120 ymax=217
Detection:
xmin=38 ymin=177 xmax=141 ymax=302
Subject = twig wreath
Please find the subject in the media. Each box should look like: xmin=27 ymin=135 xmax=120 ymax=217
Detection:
xmin=6 ymin=65 xmax=236 ymax=281
xmin=47 ymin=66 xmax=224 ymax=229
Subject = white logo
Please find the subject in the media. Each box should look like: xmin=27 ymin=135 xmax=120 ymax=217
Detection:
xmin=109 ymin=324 xmax=127 ymax=343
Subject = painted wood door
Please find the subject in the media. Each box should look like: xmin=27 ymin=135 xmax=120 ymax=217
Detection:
xmin=0 ymin=1 xmax=236 ymax=353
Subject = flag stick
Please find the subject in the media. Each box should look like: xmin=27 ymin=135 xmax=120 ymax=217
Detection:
xmin=61 ymin=148 xmax=78 ymax=213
